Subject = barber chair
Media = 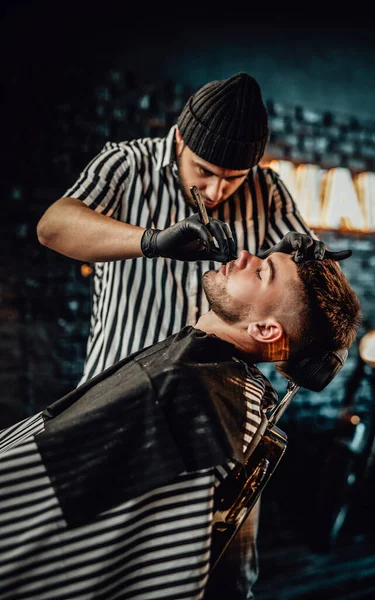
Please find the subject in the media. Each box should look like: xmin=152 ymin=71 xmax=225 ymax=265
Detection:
xmin=209 ymin=347 xmax=348 ymax=571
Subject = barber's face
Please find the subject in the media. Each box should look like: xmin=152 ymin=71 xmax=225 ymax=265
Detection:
xmin=175 ymin=130 xmax=249 ymax=210
xmin=202 ymin=250 xmax=300 ymax=325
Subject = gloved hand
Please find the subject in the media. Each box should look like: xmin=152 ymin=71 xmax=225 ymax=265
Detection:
xmin=257 ymin=232 xmax=352 ymax=263
xmin=141 ymin=213 xmax=237 ymax=262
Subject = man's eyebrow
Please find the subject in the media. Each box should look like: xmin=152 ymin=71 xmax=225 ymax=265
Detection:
xmin=266 ymin=257 xmax=275 ymax=284
xmin=196 ymin=163 xmax=214 ymax=175
xmin=194 ymin=161 xmax=247 ymax=179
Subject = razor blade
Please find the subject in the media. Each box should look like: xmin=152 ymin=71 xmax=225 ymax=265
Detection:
xmin=190 ymin=186 xmax=210 ymax=226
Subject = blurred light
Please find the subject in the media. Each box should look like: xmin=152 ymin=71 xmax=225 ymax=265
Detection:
xmin=350 ymin=415 xmax=361 ymax=425
xmin=262 ymin=159 xmax=374 ymax=232
xmin=294 ymin=164 xmax=323 ymax=228
xmin=269 ymin=160 xmax=297 ymax=198
xmin=81 ymin=264 xmax=93 ymax=278
xmin=355 ymin=172 xmax=375 ymax=231
xmin=321 ymin=168 xmax=365 ymax=231
xmin=359 ymin=330 xmax=375 ymax=368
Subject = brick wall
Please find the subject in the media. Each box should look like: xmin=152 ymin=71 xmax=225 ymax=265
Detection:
xmin=266 ymin=101 xmax=375 ymax=172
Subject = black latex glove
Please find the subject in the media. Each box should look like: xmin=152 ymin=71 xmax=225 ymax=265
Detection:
xmin=257 ymin=232 xmax=352 ymax=263
xmin=140 ymin=213 xmax=236 ymax=262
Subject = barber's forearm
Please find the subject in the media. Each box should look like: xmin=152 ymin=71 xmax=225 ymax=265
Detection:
xmin=36 ymin=197 xmax=146 ymax=262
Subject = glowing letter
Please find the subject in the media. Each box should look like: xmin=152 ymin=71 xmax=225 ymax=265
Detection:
xmin=320 ymin=168 xmax=365 ymax=231
xmin=294 ymin=164 xmax=324 ymax=228
xmin=354 ymin=172 xmax=375 ymax=232
xmin=269 ymin=160 xmax=297 ymax=198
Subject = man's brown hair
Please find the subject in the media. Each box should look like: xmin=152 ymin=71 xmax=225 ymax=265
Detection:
xmin=295 ymin=258 xmax=362 ymax=353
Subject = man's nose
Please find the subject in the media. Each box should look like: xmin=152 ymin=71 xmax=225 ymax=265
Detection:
xmin=206 ymin=179 xmax=225 ymax=203
xmin=235 ymin=250 xmax=264 ymax=269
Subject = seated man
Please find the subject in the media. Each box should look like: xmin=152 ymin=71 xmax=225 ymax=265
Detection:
xmin=0 ymin=248 xmax=361 ymax=600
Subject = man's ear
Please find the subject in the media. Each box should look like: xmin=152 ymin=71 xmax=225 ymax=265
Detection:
xmin=247 ymin=320 xmax=284 ymax=344
xmin=175 ymin=127 xmax=183 ymax=143
xmin=175 ymin=127 xmax=185 ymax=158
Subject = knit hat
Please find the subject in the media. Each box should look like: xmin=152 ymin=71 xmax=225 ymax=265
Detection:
xmin=177 ymin=72 xmax=269 ymax=170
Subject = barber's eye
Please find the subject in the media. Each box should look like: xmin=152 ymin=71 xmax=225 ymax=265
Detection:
xmin=255 ymin=268 xmax=262 ymax=280
xmin=199 ymin=167 xmax=211 ymax=176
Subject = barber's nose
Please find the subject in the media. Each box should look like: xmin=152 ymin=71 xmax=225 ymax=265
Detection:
xmin=207 ymin=179 xmax=225 ymax=204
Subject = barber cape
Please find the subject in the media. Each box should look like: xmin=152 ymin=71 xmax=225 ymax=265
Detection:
xmin=35 ymin=326 xmax=254 ymax=525
xmin=0 ymin=326 xmax=277 ymax=600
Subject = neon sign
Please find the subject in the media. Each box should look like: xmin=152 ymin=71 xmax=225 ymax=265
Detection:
xmin=267 ymin=160 xmax=375 ymax=232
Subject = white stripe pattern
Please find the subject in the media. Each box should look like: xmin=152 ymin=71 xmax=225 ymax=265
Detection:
xmin=62 ymin=126 xmax=314 ymax=385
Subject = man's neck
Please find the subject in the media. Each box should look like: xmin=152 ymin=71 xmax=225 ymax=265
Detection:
xmin=194 ymin=311 xmax=263 ymax=361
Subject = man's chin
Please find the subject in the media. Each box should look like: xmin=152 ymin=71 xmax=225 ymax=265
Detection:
xmin=204 ymin=200 xmax=222 ymax=212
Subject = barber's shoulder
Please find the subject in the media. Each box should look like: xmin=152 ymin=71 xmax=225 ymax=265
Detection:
xmin=95 ymin=140 xmax=137 ymax=175
xmin=257 ymin=163 xmax=282 ymax=183
xmin=98 ymin=140 xmax=134 ymax=162
xmin=240 ymin=164 xmax=281 ymax=194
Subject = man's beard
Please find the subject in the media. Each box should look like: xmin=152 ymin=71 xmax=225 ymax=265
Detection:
xmin=202 ymin=270 xmax=250 ymax=325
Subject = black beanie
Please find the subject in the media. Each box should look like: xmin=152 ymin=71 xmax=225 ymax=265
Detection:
xmin=177 ymin=72 xmax=269 ymax=170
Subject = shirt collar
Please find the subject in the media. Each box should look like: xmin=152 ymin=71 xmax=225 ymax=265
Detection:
xmin=156 ymin=125 xmax=178 ymax=171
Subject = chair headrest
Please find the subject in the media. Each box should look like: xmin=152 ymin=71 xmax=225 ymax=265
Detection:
xmin=275 ymin=347 xmax=348 ymax=392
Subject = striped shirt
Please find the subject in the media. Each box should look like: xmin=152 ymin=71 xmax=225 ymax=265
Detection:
xmin=64 ymin=125 xmax=313 ymax=385
xmin=0 ymin=333 xmax=277 ymax=600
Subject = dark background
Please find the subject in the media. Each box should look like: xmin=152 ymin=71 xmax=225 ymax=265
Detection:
xmin=2 ymin=3 xmax=375 ymax=598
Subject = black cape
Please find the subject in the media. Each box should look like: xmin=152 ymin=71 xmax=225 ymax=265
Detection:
xmin=37 ymin=326 xmax=253 ymax=526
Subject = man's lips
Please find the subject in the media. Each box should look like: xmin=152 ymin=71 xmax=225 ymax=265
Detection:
xmin=204 ymin=199 xmax=218 ymax=209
